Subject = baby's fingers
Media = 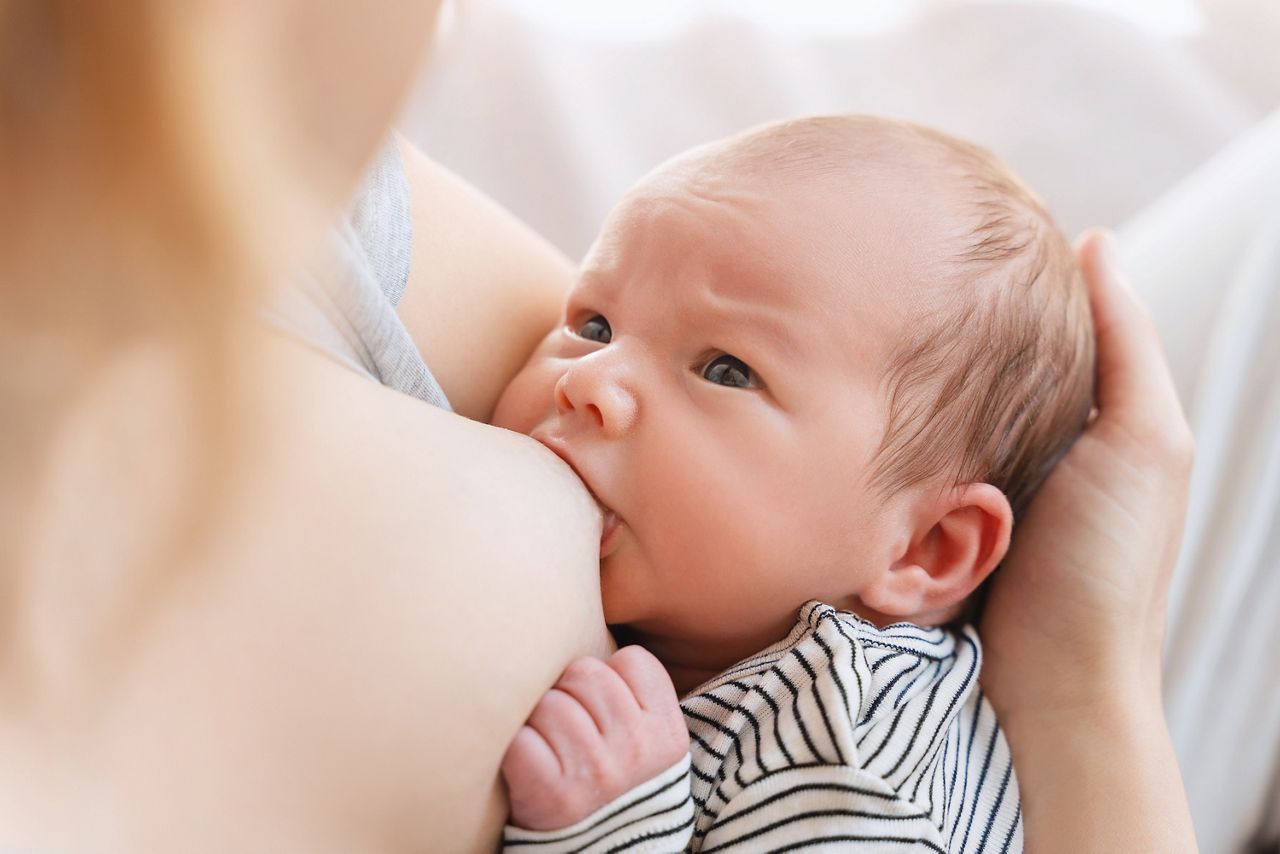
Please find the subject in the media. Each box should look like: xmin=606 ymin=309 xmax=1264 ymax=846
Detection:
xmin=608 ymin=646 xmax=687 ymax=764
xmin=556 ymin=656 xmax=643 ymax=736
xmin=501 ymin=724 xmax=561 ymax=791
xmin=608 ymin=645 xmax=681 ymax=715
xmin=526 ymin=688 xmax=605 ymax=771
xmin=501 ymin=726 xmax=567 ymax=831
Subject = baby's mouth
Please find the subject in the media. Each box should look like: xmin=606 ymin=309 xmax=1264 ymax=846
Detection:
xmin=578 ymin=486 xmax=624 ymax=558
xmin=532 ymin=432 xmax=626 ymax=555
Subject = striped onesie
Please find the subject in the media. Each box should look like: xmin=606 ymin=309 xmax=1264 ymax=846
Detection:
xmin=504 ymin=601 xmax=1022 ymax=853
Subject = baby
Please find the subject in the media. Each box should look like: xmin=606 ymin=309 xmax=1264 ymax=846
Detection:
xmin=491 ymin=115 xmax=1093 ymax=852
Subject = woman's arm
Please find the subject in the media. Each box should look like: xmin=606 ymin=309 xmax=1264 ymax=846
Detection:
xmin=394 ymin=135 xmax=576 ymax=423
xmin=980 ymin=231 xmax=1197 ymax=852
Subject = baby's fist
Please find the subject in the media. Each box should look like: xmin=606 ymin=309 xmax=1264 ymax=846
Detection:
xmin=501 ymin=646 xmax=688 ymax=831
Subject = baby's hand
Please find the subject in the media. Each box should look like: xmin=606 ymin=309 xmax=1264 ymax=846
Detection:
xmin=501 ymin=646 xmax=688 ymax=831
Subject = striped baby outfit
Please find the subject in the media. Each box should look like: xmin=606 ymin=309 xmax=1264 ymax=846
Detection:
xmin=504 ymin=601 xmax=1021 ymax=853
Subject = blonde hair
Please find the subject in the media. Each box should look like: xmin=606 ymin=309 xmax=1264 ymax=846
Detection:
xmin=0 ymin=2 xmax=280 ymax=661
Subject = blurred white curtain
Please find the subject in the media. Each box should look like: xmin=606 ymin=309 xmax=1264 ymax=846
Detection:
xmin=403 ymin=3 xmax=1280 ymax=849
xmin=1120 ymin=107 xmax=1280 ymax=854
xmin=406 ymin=0 xmax=1260 ymax=258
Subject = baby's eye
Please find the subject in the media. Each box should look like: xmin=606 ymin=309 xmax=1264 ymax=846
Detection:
xmin=574 ymin=314 xmax=612 ymax=344
xmin=701 ymin=354 xmax=755 ymax=388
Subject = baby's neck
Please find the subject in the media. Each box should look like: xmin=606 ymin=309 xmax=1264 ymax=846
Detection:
xmin=666 ymin=664 xmax=725 ymax=698
xmin=615 ymin=601 xmax=938 ymax=697
xmin=612 ymin=625 xmax=776 ymax=698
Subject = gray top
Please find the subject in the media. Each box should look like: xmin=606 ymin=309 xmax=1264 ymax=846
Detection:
xmin=264 ymin=142 xmax=452 ymax=411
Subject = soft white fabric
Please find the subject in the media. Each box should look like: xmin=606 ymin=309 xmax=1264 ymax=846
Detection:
xmin=402 ymin=4 xmax=1280 ymax=849
xmin=1121 ymin=107 xmax=1280 ymax=854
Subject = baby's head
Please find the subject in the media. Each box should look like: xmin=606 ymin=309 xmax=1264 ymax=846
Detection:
xmin=493 ymin=116 xmax=1093 ymax=666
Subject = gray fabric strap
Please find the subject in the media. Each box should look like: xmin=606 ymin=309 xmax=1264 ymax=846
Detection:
xmin=263 ymin=141 xmax=452 ymax=411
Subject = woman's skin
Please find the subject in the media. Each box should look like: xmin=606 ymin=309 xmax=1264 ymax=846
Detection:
xmin=394 ymin=138 xmax=576 ymax=423
xmin=3 ymin=332 xmax=612 ymax=852
xmin=981 ymin=231 xmax=1198 ymax=852
xmin=2 ymin=1 xmax=612 ymax=850
xmin=0 ymin=0 xmax=1196 ymax=851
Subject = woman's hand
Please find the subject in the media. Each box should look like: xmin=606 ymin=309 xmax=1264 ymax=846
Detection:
xmin=979 ymin=229 xmax=1198 ymax=852
xmin=982 ymin=228 xmax=1193 ymax=713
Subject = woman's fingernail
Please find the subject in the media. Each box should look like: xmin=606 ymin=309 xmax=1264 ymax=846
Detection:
xmin=1098 ymin=229 xmax=1118 ymax=265
xmin=1097 ymin=229 xmax=1132 ymax=291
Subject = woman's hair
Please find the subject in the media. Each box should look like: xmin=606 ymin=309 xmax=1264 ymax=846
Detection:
xmin=0 ymin=2 xmax=280 ymax=648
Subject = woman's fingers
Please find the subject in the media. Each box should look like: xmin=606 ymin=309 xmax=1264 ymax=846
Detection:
xmin=1079 ymin=227 xmax=1194 ymax=554
xmin=1076 ymin=229 xmax=1192 ymax=454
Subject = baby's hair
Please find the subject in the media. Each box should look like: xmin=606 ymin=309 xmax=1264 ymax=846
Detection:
xmin=724 ymin=116 xmax=1095 ymax=519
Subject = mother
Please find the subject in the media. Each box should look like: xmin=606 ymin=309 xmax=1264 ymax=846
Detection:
xmin=0 ymin=1 xmax=1196 ymax=851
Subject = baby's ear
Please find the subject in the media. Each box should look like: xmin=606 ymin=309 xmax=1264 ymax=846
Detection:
xmin=858 ymin=483 xmax=1012 ymax=624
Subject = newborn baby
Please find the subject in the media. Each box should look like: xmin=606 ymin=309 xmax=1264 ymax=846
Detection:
xmin=491 ymin=115 xmax=1093 ymax=852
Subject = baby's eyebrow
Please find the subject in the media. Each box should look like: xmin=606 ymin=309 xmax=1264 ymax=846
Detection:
xmin=696 ymin=283 xmax=806 ymax=362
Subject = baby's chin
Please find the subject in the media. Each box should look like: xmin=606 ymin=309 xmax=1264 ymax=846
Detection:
xmin=597 ymin=552 xmax=669 ymax=634
xmin=596 ymin=555 xmax=631 ymax=626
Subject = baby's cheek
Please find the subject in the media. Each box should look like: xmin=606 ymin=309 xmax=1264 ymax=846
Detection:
xmin=491 ymin=364 xmax=554 ymax=431
xmin=491 ymin=326 xmax=569 ymax=426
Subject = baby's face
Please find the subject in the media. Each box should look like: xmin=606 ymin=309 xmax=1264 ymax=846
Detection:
xmin=493 ymin=155 xmax=943 ymax=659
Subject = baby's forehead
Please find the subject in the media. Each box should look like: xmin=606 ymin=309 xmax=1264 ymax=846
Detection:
xmin=695 ymin=119 xmax=1047 ymax=283
xmin=604 ymin=142 xmax=961 ymax=290
xmin=705 ymin=118 xmax=952 ymax=184
xmin=622 ymin=133 xmax=954 ymax=240
xmin=591 ymin=118 xmax=1041 ymax=332
xmin=591 ymin=189 xmax=955 ymax=378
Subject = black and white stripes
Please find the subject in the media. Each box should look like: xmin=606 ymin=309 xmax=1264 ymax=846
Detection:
xmin=504 ymin=601 xmax=1022 ymax=853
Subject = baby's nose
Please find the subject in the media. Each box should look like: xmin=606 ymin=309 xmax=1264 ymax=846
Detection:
xmin=554 ymin=360 xmax=637 ymax=437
